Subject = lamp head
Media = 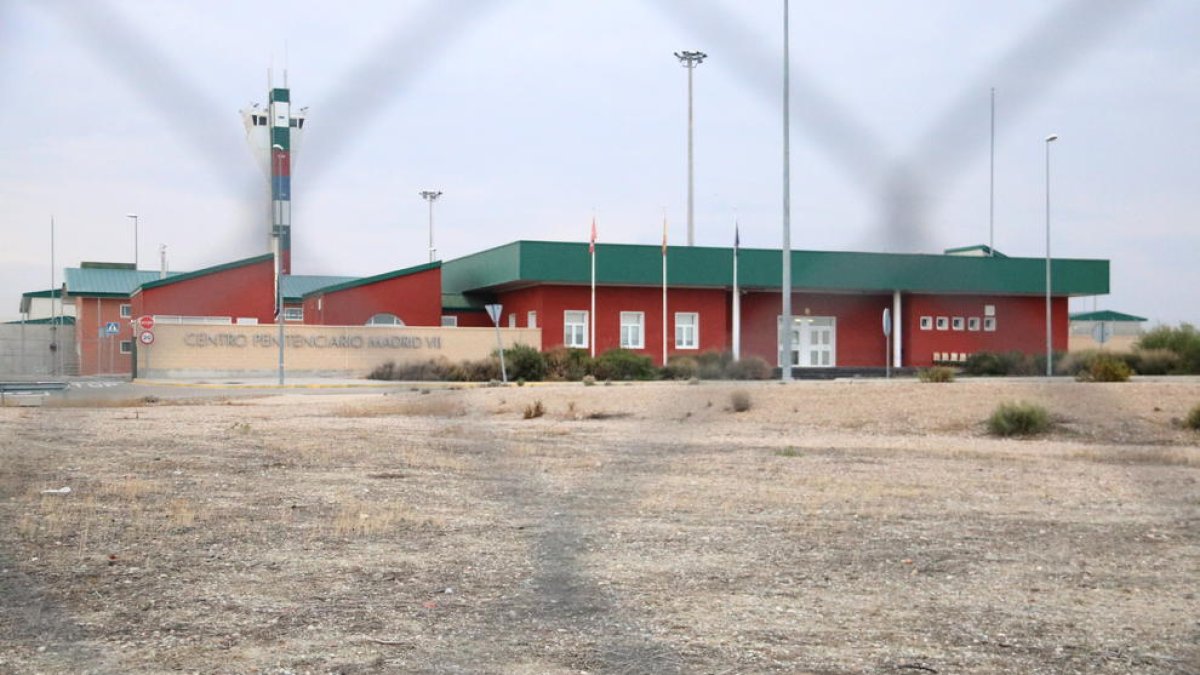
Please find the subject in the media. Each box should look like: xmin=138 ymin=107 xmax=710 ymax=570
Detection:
xmin=1045 ymin=134 xmax=1059 ymax=143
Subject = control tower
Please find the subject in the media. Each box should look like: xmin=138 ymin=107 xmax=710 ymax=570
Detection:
xmin=240 ymin=73 xmax=307 ymax=274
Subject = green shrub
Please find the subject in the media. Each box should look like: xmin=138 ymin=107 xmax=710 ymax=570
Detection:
xmin=1137 ymin=324 xmax=1200 ymax=373
xmin=694 ymin=351 xmax=733 ymax=379
xmin=592 ymin=349 xmax=655 ymax=381
xmin=1078 ymin=354 xmax=1132 ymax=382
xmin=544 ymin=347 xmax=593 ymax=381
xmin=918 ymin=366 xmax=955 ymax=383
xmin=367 ymin=358 xmax=455 ymax=381
xmin=661 ymin=356 xmax=699 ymax=380
xmin=1132 ymin=348 xmax=1181 ymax=375
xmin=582 ymin=375 xmax=597 ymax=386
xmin=987 ymin=401 xmax=1051 ymax=437
xmin=503 ymin=344 xmax=547 ymax=382
xmin=963 ymin=350 xmax=1037 ymax=376
xmin=726 ymin=357 xmax=772 ymax=380
xmin=1185 ymin=403 xmax=1200 ymax=431
xmin=449 ymin=357 xmax=500 ymax=382
xmin=730 ymin=390 xmax=752 ymax=413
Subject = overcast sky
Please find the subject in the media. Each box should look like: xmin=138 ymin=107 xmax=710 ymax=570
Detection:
xmin=1 ymin=0 xmax=1196 ymax=325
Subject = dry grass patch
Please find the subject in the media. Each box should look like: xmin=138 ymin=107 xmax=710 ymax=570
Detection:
xmin=333 ymin=396 xmax=466 ymax=418
xmin=1068 ymin=446 xmax=1200 ymax=467
xmin=329 ymin=497 xmax=437 ymax=537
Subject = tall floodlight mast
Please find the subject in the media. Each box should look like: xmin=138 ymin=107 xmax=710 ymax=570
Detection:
xmin=674 ymin=50 xmax=707 ymax=247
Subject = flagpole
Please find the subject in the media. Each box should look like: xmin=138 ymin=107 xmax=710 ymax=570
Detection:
xmin=662 ymin=217 xmax=668 ymax=366
xmin=732 ymin=222 xmax=741 ymax=360
xmin=589 ymin=218 xmax=596 ymax=358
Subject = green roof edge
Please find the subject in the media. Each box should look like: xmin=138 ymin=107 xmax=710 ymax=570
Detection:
xmin=301 ymin=261 xmax=440 ymax=298
xmin=1069 ymin=310 xmax=1148 ymax=322
xmin=137 ymin=253 xmax=273 ymax=292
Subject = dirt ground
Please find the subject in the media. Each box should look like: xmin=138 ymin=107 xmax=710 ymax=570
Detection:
xmin=1 ymin=378 xmax=1198 ymax=674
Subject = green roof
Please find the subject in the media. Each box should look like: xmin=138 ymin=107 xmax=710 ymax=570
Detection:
xmin=442 ymin=240 xmax=1109 ymax=297
xmin=21 ymin=289 xmax=64 ymax=299
xmin=65 ymin=267 xmax=182 ymax=298
xmin=943 ymin=244 xmax=1007 ymax=258
xmin=301 ymin=261 xmax=439 ymax=298
xmin=1069 ymin=310 xmax=1147 ymax=323
xmin=284 ymin=274 xmax=358 ymax=302
xmin=137 ymin=254 xmax=273 ymax=292
xmin=441 ymin=292 xmax=487 ymax=311
xmin=6 ymin=316 xmax=75 ymax=325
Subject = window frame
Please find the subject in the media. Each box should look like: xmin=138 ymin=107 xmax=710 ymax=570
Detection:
xmin=119 ymin=304 xmax=132 ymax=318
xmin=282 ymin=306 xmax=304 ymax=322
xmin=119 ymin=340 xmax=132 ymax=354
xmin=563 ymin=310 xmax=588 ymax=348
xmin=674 ymin=312 xmax=699 ymax=349
xmin=619 ymin=311 xmax=645 ymax=349
xmin=527 ymin=311 xmax=537 ymax=329
xmin=919 ymin=316 xmax=933 ymax=331
xmin=951 ymin=316 xmax=965 ymax=331
xmin=983 ymin=317 xmax=997 ymax=332
xmin=935 ymin=316 xmax=949 ymax=331
xmin=967 ymin=317 xmax=981 ymax=331
xmin=440 ymin=315 xmax=458 ymax=327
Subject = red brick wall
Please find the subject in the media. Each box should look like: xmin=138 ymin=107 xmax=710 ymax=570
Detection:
xmin=903 ymin=294 xmax=1068 ymax=367
xmin=132 ymin=259 xmax=275 ymax=324
xmin=740 ymin=292 xmax=893 ymax=367
xmin=303 ymin=266 xmax=442 ymax=327
xmin=74 ymin=296 xmax=134 ymax=375
xmin=496 ymin=285 xmax=728 ymax=365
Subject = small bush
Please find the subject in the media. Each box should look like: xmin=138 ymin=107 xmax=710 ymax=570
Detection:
xmin=523 ymin=400 xmax=545 ymax=419
xmin=726 ymin=357 xmax=772 ymax=380
xmin=1078 ymin=354 xmax=1132 ymax=382
xmin=730 ymin=390 xmax=752 ymax=413
xmin=368 ymin=358 xmax=455 ymax=381
xmin=1137 ymin=324 xmax=1200 ymax=373
xmin=503 ymin=344 xmax=547 ymax=382
xmin=1132 ymin=348 xmax=1181 ymax=375
xmin=582 ymin=375 xmax=597 ymax=386
xmin=918 ymin=366 xmax=955 ymax=383
xmin=987 ymin=401 xmax=1051 ymax=437
xmin=1185 ymin=403 xmax=1200 ymax=431
xmin=544 ymin=347 xmax=593 ymax=381
xmin=963 ymin=350 xmax=1037 ymax=376
xmin=661 ymin=356 xmax=699 ymax=380
xmin=694 ymin=351 xmax=733 ymax=379
xmin=592 ymin=349 xmax=655 ymax=381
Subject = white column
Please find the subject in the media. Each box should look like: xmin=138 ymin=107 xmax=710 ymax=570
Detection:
xmin=892 ymin=290 xmax=902 ymax=368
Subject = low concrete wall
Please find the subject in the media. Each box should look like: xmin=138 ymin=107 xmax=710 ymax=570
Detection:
xmin=0 ymin=324 xmax=78 ymax=377
xmin=135 ymin=323 xmax=542 ymax=379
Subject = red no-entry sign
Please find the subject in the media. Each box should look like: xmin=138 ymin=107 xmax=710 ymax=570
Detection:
xmin=138 ymin=315 xmax=155 ymax=331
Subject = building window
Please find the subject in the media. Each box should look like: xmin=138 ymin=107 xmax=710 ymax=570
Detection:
xmin=282 ymin=307 xmax=303 ymax=322
xmin=120 ymin=304 xmax=132 ymax=318
xmin=675 ymin=312 xmax=698 ymax=349
xmin=919 ymin=316 xmax=933 ymax=331
xmin=936 ymin=316 xmax=949 ymax=331
xmin=984 ymin=304 xmax=996 ymax=317
xmin=119 ymin=341 xmax=132 ymax=354
xmin=564 ymin=310 xmax=588 ymax=348
xmin=952 ymin=317 xmax=965 ymax=331
xmin=366 ymin=313 xmax=404 ymax=326
xmin=441 ymin=315 xmax=458 ymax=327
xmin=983 ymin=317 xmax=997 ymax=332
xmin=508 ymin=313 xmax=516 ymax=328
xmin=528 ymin=311 xmax=537 ymax=328
xmin=968 ymin=317 xmax=981 ymax=331
xmin=620 ymin=312 xmax=644 ymax=349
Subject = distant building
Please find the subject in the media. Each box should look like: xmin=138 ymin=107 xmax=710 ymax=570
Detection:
xmin=1068 ymin=310 xmax=1147 ymax=353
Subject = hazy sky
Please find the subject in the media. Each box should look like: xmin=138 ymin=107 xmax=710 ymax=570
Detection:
xmin=1 ymin=0 xmax=1196 ymax=325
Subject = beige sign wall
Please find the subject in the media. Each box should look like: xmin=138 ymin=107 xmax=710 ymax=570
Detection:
xmin=135 ymin=323 xmax=542 ymax=379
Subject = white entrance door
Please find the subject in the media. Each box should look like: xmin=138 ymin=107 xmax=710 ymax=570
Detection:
xmin=779 ymin=316 xmax=837 ymax=368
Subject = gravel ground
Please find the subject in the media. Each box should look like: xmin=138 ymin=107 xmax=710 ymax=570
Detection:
xmin=1 ymin=378 xmax=1198 ymax=674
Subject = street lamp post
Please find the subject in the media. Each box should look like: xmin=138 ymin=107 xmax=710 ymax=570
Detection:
xmin=272 ymin=144 xmax=285 ymax=385
xmin=780 ymin=1 xmax=793 ymax=382
xmin=674 ymin=50 xmax=706 ymax=247
xmin=1044 ymin=134 xmax=1058 ymax=377
xmin=126 ymin=214 xmax=139 ymax=269
xmin=419 ymin=190 xmax=443 ymax=262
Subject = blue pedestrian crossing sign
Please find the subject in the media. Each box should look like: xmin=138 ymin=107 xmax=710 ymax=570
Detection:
xmin=104 ymin=321 xmax=120 ymax=335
